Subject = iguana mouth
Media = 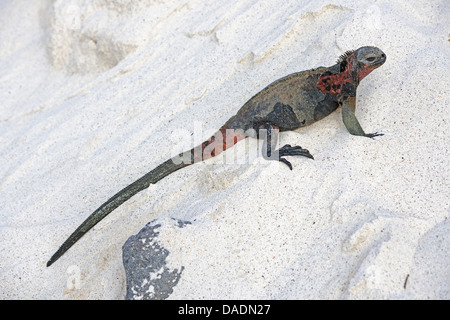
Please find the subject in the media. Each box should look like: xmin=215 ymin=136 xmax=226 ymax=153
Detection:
xmin=374 ymin=53 xmax=386 ymax=67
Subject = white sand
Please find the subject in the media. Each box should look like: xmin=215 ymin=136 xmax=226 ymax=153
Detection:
xmin=0 ymin=0 xmax=448 ymax=299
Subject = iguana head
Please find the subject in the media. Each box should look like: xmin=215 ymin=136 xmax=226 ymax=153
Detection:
xmin=318 ymin=46 xmax=386 ymax=96
xmin=338 ymin=46 xmax=386 ymax=83
xmin=355 ymin=46 xmax=386 ymax=80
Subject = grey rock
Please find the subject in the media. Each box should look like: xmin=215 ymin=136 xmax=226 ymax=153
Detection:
xmin=122 ymin=218 xmax=190 ymax=300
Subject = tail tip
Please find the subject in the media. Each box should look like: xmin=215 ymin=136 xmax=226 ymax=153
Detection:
xmin=46 ymin=253 xmax=58 ymax=267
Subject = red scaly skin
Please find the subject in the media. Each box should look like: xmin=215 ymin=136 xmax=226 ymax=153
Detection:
xmin=317 ymin=59 xmax=353 ymax=95
xmin=356 ymin=63 xmax=377 ymax=82
xmin=193 ymin=125 xmax=247 ymax=162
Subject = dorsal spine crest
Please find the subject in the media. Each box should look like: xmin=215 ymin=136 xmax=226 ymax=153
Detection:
xmin=336 ymin=50 xmax=355 ymax=64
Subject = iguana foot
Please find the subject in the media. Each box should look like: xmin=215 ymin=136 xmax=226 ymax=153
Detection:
xmin=277 ymin=144 xmax=314 ymax=170
xmin=365 ymin=132 xmax=384 ymax=139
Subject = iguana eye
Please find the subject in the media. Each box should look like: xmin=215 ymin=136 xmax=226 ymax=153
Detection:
xmin=366 ymin=57 xmax=376 ymax=62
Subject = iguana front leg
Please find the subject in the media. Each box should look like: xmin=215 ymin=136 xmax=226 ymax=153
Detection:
xmin=257 ymin=122 xmax=314 ymax=170
xmin=341 ymin=96 xmax=383 ymax=139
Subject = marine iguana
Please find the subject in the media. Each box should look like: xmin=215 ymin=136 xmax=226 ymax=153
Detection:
xmin=47 ymin=46 xmax=386 ymax=267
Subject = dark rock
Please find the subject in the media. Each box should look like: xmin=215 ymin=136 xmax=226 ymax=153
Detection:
xmin=122 ymin=218 xmax=191 ymax=300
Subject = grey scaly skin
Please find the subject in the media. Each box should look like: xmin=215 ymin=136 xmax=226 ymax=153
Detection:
xmin=47 ymin=46 xmax=386 ymax=266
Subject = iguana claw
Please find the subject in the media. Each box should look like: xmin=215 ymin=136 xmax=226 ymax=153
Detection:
xmin=278 ymin=144 xmax=314 ymax=170
xmin=365 ymin=132 xmax=384 ymax=139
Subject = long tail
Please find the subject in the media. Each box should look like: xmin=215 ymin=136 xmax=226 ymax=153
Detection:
xmin=47 ymin=125 xmax=246 ymax=267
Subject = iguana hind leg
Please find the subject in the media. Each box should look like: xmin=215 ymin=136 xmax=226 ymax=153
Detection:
xmin=257 ymin=122 xmax=314 ymax=170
